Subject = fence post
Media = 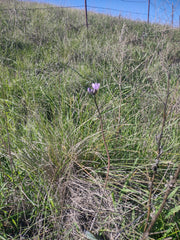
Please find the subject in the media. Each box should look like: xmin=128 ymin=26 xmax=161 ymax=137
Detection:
xmin=171 ymin=1 xmax=174 ymax=27
xmin=84 ymin=0 xmax=88 ymax=30
xmin=147 ymin=0 xmax=150 ymax=24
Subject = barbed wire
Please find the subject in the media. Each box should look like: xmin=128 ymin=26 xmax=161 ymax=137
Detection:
xmin=113 ymin=0 xmax=146 ymax=2
xmin=0 ymin=1 xmax=179 ymax=26
xmin=0 ymin=4 xmax=152 ymax=17
xmin=0 ymin=5 xmax=84 ymax=11
xmin=88 ymin=5 xmax=148 ymax=16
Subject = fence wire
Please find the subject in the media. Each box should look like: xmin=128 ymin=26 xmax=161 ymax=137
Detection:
xmin=0 ymin=0 xmax=179 ymax=27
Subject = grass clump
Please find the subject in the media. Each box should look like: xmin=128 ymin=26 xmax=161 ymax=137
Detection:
xmin=0 ymin=0 xmax=180 ymax=239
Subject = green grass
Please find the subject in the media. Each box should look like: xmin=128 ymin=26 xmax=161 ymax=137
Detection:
xmin=0 ymin=0 xmax=180 ymax=239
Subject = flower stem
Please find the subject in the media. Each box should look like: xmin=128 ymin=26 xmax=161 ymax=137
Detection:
xmin=94 ymin=96 xmax=110 ymax=188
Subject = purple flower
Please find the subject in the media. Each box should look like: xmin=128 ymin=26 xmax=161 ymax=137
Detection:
xmin=87 ymin=83 xmax=100 ymax=95
xmin=92 ymin=83 xmax=100 ymax=91
xmin=87 ymin=88 xmax=93 ymax=94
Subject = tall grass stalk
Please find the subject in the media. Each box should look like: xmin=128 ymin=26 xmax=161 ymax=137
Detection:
xmin=144 ymin=70 xmax=170 ymax=233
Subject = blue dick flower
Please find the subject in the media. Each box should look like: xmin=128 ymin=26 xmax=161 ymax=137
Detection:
xmin=87 ymin=83 xmax=100 ymax=95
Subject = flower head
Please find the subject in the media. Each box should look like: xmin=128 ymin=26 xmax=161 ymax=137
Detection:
xmin=92 ymin=83 xmax=100 ymax=91
xmin=87 ymin=82 xmax=100 ymax=95
xmin=87 ymin=87 xmax=93 ymax=94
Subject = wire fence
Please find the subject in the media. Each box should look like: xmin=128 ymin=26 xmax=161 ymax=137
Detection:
xmin=0 ymin=0 xmax=179 ymax=28
xmin=13 ymin=0 xmax=180 ymax=27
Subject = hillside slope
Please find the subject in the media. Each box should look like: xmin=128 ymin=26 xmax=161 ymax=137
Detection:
xmin=0 ymin=0 xmax=180 ymax=239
